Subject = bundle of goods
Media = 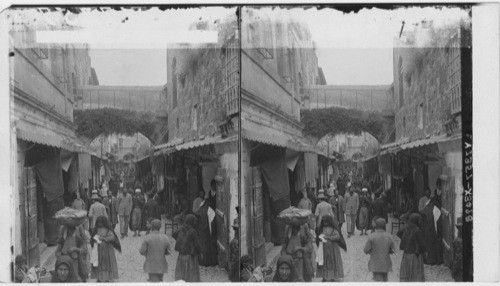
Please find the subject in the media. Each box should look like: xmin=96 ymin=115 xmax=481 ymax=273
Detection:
xmin=278 ymin=207 xmax=312 ymax=226
xmin=54 ymin=207 xmax=87 ymax=227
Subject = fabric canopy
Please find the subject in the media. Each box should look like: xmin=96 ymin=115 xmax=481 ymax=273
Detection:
xmin=261 ymin=153 xmax=290 ymax=201
xmin=35 ymin=148 xmax=65 ymax=201
xmin=78 ymin=153 xmax=91 ymax=185
xmin=304 ymin=152 xmax=318 ymax=186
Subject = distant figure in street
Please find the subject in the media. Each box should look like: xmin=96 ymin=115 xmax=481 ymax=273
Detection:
xmin=144 ymin=193 xmax=161 ymax=235
xmin=297 ymin=190 xmax=315 ymax=231
xmin=71 ymin=191 xmax=89 ymax=231
xmin=229 ymin=214 xmax=239 ymax=281
xmin=117 ymin=188 xmax=133 ymax=239
xmin=315 ymin=193 xmax=334 ymax=231
xmin=316 ymin=215 xmax=346 ymax=282
xmin=363 ymin=218 xmax=396 ymax=282
xmin=326 ymin=183 xmax=335 ymax=198
xmin=272 ymin=255 xmax=303 ymax=282
xmin=90 ymin=216 xmax=121 ymax=282
xmin=132 ymin=189 xmax=146 ymax=237
xmin=397 ymin=213 xmax=426 ymax=282
xmin=139 ymin=219 xmax=171 ymax=282
xmin=329 ymin=189 xmax=344 ymax=230
xmin=106 ymin=191 xmax=119 ymax=231
xmin=173 ymin=214 xmax=201 ymax=282
xmin=88 ymin=191 xmax=108 ymax=232
xmin=418 ymin=188 xmax=431 ymax=213
xmin=356 ymin=188 xmax=372 ymax=235
xmin=370 ymin=191 xmax=388 ymax=232
xmin=343 ymin=183 xmax=359 ymax=237
xmin=50 ymin=255 xmax=80 ymax=283
xmin=192 ymin=190 xmax=205 ymax=214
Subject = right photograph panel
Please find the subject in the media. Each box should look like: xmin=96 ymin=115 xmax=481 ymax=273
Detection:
xmin=239 ymin=6 xmax=472 ymax=282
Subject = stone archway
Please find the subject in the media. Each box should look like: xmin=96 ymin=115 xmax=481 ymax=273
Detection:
xmin=300 ymin=106 xmax=394 ymax=144
xmin=74 ymin=108 xmax=167 ymax=144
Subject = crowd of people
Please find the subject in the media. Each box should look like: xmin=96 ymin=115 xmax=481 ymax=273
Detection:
xmin=235 ymin=172 xmax=448 ymax=283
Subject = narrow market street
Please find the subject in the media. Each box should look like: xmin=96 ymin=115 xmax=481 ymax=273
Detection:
xmin=267 ymin=219 xmax=453 ymax=282
xmin=87 ymin=223 xmax=229 ymax=283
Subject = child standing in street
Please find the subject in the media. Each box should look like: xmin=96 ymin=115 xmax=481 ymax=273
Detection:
xmin=363 ymin=218 xmax=396 ymax=282
xmin=316 ymin=215 xmax=346 ymax=282
xmin=139 ymin=219 xmax=171 ymax=282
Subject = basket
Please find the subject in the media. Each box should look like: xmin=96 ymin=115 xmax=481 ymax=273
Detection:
xmin=56 ymin=216 xmax=86 ymax=227
xmin=278 ymin=207 xmax=312 ymax=226
xmin=54 ymin=207 xmax=87 ymax=227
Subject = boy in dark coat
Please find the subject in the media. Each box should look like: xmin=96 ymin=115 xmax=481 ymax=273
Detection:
xmin=363 ymin=218 xmax=396 ymax=281
xmin=139 ymin=219 xmax=171 ymax=282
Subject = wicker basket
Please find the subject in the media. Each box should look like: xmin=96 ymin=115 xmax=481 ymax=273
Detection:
xmin=54 ymin=208 xmax=87 ymax=227
xmin=278 ymin=207 xmax=312 ymax=226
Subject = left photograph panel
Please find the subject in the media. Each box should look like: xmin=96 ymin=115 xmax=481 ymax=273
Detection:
xmin=6 ymin=6 xmax=239 ymax=283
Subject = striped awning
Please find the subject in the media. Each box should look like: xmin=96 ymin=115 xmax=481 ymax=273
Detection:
xmin=17 ymin=128 xmax=89 ymax=153
xmin=242 ymin=128 xmax=316 ymax=153
xmin=380 ymin=134 xmax=461 ymax=155
xmin=154 ymin=135 xmax=237 ymax=156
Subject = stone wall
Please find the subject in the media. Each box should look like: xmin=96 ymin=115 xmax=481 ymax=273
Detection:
xmin=166 ymin=46 xmax=227 ymax=141
xmin=393 ymin=46 xmax=453 ymax=141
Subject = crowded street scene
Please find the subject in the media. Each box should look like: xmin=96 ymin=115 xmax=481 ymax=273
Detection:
xmin=9 ymin=7 xmax=237 ymax=282
xmin=7 ymin=4 xmax=473 ymax=283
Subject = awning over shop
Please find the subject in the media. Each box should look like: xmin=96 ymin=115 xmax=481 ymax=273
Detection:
xmin=154 ymin=135 xmax=237 ymax=156
xmin=17 ymin=127 xmax=84 ymax=153
xmin=380 ymin=134 xmax=462 ymax=155
xmin=242 ymin=128 xmax=316 ymax=153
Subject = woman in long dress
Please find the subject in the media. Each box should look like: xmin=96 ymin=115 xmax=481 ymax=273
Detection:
xmin=55 ymin=222 xmax=88 ymax=281
xmin=90 ymin=216 xmax=121 ymax=282
xmin=397 ymin=213 xmax=426 ymax=282
xmin=317 ymin=215 xmax=346 ymax=282
xmin=281 ymin=223 xmax=314 ymax=281
xmin=173 ymin=214 xmax=201 ymax=282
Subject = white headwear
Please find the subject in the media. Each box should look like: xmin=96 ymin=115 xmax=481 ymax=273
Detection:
xmin=135 ymin=188 xmax=141 ymax=193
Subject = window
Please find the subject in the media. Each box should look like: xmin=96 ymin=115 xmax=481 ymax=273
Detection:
xmin=418 ymin=104 xmax=424 ymax=129
xmin=172 ymin=58 xmax=177 ymax=108
xmin=72 ymin=73 xmax=77 ymax=95
xmin=176 ymin=118 xmax=180 ymax=130
xmin=403 ymin=117 xmax=406 ymax=132
xmin=192 ymin=105 xmax=198 ymax=131
xmin=398 ymin=57 xmax=404 ymax=108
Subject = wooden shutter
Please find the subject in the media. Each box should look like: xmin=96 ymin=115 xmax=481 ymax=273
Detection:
xmin=250 ymin=167 xmax=266 ymax=267
xmin=215 ymin=168 xmax=230 ymax=269
xmin=441 ymin=167 xmax=455 ymax=269
xmin=25 ymin=167 xmax=40 ymax=267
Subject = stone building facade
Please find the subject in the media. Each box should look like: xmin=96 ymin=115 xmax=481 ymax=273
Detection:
xmin=240 ymin=8 xmax=320 ymax=267
xmin=9 ymin=18 xmax=98 ymax=269
xmin=381 ymin=21 xmax=471 ymax=275
xmin=154 ymin=28 xmax=239 ymax=270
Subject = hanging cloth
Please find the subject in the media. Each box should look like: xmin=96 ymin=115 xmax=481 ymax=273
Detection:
xmin=261 ymin=154 xmax=290 ymax=201
xmin=35 ymin=148 xmax=65 ymax=201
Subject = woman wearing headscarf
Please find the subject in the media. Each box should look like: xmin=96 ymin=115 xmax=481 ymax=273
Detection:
xmin=50 ymin=255 xmax=80 ymax=283
xmin=272 ymin=254 xmax=303 ymax=282
xmin=55 ymin=221 xmax=88 ymax=281
xmin=316 ymin=215 xmax=346 ymax=282
xmin=281 ymin=223 xmax=314 ymax=282
xmin=397 ymin=213 xmax=426 ymax=282
xmin=90 ymin=216 xmax=121 ymax=282
xmin=173 ymin=214 xmax=201 ymax=282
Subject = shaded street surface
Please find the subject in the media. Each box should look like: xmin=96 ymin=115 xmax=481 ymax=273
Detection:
xmin=269 ymin=221 xmax=453 ymax=282
xmin=88 ymin=223 xmax=229 ymax=283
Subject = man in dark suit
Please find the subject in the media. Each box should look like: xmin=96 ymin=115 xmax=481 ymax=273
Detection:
xmin=139 ymin=219 xmax=171 ymax=282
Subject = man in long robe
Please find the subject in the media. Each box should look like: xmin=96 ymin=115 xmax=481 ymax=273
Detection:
xmin=196 ymin=202 xmax=218 ymax=267
xmin=421 ymin=200 xmax=443 ymax=265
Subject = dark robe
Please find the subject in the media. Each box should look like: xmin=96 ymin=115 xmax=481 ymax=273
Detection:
xmin=421 ymin=202 xmax=443 ymax=265
xmin=196 ymin=204 xmax=218 ymax=267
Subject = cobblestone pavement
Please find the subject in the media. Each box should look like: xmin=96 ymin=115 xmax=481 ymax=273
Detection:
xmin=88 ymin=224 xmax=230 ymax=283
xmin=269 ymin=223 xmax=454 ymax=282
